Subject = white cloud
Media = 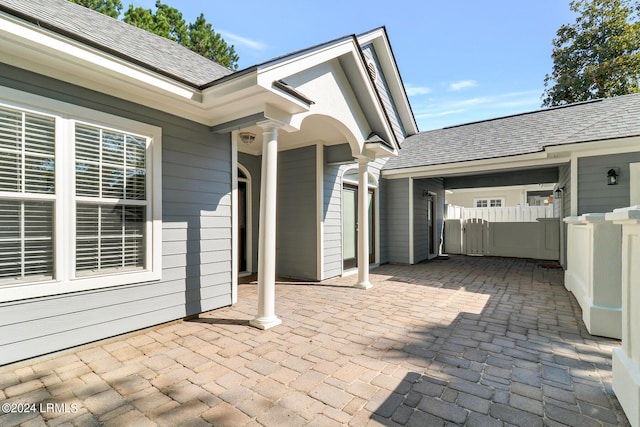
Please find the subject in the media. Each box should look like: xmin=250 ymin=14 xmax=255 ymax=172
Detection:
xmin=415 ymin=109 xmax=465 ymax=119
xmin=219 ymin=30 xmax=268 ymax=52
xmin=450 ymin=97 xmax=486 ymax=107
xmin=405 ymin=84 xmax=432 ymax=96
xmin=449 ymin=80 xmax=478 ymax=91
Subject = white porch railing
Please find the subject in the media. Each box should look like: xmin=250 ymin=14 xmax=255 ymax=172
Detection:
xmin=563 ymin=214 xmax=621 ymax=339
xmin=446 ymin=204 xmax=554 ymax=222
xmin=563 ymin=205 xmax=640 ymax=426
xmin=605 ymin=206 xmax=640 ymax=427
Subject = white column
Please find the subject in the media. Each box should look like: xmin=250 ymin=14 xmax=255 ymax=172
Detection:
xmin=250 ymin=122 xmax=282 ymax=330
xmin=355 ymin=158 xmax=372 ymax=289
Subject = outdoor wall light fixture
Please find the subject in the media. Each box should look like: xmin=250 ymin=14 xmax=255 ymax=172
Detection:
xmin=607 ymin=168 xmax=619 ymax=185
xmin=554 ymin=187 xmax=564 ymax=199
xmin=239 ymin=132 xmax=256 ymax=145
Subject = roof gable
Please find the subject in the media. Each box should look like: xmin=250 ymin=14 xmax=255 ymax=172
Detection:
xmin=361 ymin=43 xmax=406 ymax=143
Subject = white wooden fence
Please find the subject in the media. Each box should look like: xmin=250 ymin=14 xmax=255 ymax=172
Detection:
xmin=446 ymin=204 xmax=554 ymax=222
xmin=443 ymin=204 xmax=560 ymax=260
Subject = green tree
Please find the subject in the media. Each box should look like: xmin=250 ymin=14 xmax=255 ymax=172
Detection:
xmin=123 ymin=1 xmax=188 ymax=44
xmin=68 ymin=0 xmax=122 ymax=19
xmin=542 ymin=0 xmax=640 ymax=106
xmin=69 ymin=0 xmax=239 ymax=70
xmin=188 ymin=14 xmax=239 ymax=69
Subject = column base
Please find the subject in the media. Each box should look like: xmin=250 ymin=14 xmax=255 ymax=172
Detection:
xmin=354 ymin=281 xmax=373 ymax=290
xmin=249 ymin=316 xmax=282 ymax=330
xmin=567 ymin=272 xmax=622 ymax=339
xmin=613 ymin=348 xmax=640 ymax=426
xmin=582 ymin=303 xmax=622 ymax=339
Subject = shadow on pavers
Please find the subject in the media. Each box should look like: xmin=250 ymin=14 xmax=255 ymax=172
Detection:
xmin=370 ymin=257 xmax=627 ymax=426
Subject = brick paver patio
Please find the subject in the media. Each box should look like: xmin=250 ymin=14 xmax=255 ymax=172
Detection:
xmin=0 ymin=256 xmax=630 ymax=426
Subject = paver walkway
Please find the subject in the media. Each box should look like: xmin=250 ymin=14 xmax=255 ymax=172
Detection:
xmin=0 ymin=256 xmax=630 ymax=426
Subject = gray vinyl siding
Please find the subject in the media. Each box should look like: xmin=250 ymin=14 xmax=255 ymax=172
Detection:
xmin=323 ymin=147 xmax=344 ymax=279
xmin=238 ymin=152 xmax=261 ymax=273
xmin=361 ymin=44 xmax=405 ymax=143
xmin=277 ymin=146 xmax=317 ymax=280
xmin=578 ymin=152 xmax=640 ymax=214
xmin=385 ymin=178 xmax=410 ymax=263
xmin=0 ymin=64 xmax=232 ymax=365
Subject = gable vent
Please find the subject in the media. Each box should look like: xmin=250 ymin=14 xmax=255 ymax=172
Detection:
xmin=367 ymin=62 xmax=377 ymax=81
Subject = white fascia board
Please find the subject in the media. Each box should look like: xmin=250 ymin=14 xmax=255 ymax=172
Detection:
xmin=201 ymin=71 xmax=259 ymax=105
xmin=257 ymin=39 xmax=357 ymax=78
xmin=382 ymin=151 xmax=568 ymax=179
xmin=203 ymin=69 xmax=312 ymax=129
xmin=363 ymin=142 xmax=397 ymax=159
xmin=544 ymin=135 xmax=640 ymax=157
xmin=0 ymin=15 xmax=199 ymax=99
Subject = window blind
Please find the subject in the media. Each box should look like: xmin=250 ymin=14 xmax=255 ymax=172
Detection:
xmin=0 ymin=106 xmax=55 ymax=282
xmin=75 ymin=123 xmax=147 ymax=275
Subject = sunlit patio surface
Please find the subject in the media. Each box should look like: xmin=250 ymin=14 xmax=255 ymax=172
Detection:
xmin=0 ymin=256 xmax=629 ymax=426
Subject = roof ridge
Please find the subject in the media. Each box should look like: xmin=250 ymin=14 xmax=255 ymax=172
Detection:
xmin=442 ymin=98 xmax=603 ymax=130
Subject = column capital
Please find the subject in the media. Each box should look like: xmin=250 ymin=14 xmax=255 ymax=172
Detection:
xmin=354 ymin=154 xmax=373 ymax=164
xmin=257 ymin=119 xmax=286 ymax=131
xmin=606 ymin=205 xmax=640 ymax=225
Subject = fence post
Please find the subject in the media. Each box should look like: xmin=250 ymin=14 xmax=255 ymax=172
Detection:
xmin=605 ymin=206 xmax=640 ymax=427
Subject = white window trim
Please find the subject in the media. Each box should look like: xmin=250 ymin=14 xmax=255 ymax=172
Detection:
xmin=0 ymin=86 xmax=162 ymax=302
xmin=474 ymin=197 xmax=505 ymax=208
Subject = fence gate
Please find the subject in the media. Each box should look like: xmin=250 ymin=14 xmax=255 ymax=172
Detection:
xmin=463 ymin=218 xmax=487 ymax=255
xmin=443 ymin=217 xmax=559 ymax=260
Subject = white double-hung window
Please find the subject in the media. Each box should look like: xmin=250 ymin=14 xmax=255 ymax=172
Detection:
xmin=74 ymin=123 xmax=147 ymax=275
xmin=475 ymin=198 xmax=504 ymax=208
xmin=0 ymin=88 xmax=161 ymax=302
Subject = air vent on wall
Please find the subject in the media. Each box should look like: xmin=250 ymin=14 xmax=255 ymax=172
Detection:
xmin=367 ymin=62 xmax=376 ymax=80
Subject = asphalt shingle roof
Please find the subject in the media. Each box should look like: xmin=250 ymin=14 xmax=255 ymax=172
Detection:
xmin=0 ymin=0 xmax=233 ymax=87
xmin=384 ymin=93 xmax=640 ymax=170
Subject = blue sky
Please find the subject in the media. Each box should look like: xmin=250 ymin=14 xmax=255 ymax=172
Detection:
xmin=126 ymin=1 xmax=575 ymax=131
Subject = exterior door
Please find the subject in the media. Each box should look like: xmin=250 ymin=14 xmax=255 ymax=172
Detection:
xmin=342 ymin=184 xmax=374 ymax=270
xmin=342 ymin=186 xmax=358 ymax=269
xmin=238 ymin=180 xmax=247 ymax=272
xmin=428 ymin=194 xmax=435 ymax=255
